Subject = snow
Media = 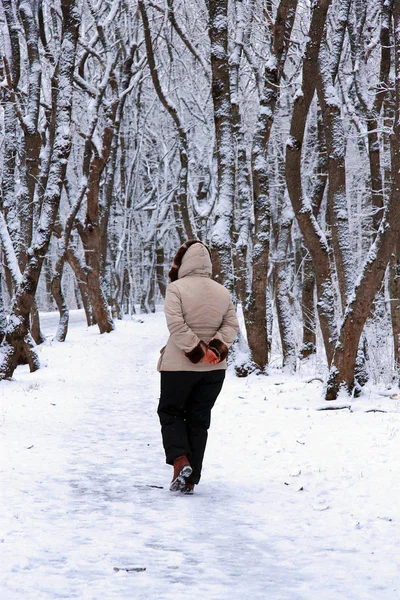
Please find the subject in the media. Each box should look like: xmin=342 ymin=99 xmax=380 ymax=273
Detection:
xmin=1 ymin=309 xmax=400 ymax=599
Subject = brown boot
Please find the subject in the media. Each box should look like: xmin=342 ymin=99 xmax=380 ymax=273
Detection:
xmin=181 ymin=482 xmax=195 ymax=495
xmin=170 ymin=455 xmax=192 ymax=491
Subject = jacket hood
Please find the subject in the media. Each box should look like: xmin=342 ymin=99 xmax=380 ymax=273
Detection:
xmin=169 ymin=240 xmax=212 ymax=281
xmin=179 ymin=242 xmax=212 ymax=279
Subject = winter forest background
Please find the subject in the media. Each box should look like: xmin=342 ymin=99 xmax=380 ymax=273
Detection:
xmin=1 ymin=0 xmax=400 ymax=400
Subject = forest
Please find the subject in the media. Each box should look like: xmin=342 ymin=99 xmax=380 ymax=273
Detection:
xmin=0 ymin=0 xmax=399 ymax=400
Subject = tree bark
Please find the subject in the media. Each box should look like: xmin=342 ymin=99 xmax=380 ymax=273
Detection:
xmin=389 ymin=240 xmax=400 ymax=376
xmin=299 ymin=110 xmax=327 ymax=358
xmin=208 ymin=0 xmax=235 ymax=289
xmin=274 ymin=208 xmax=296 ymax=371
xmin=316 ymin=29 xmax=353 ymax=308
xmin=230 ymin=0 xmax=251 ymax=307
xmin=77 ymin=111 xmax=116 ymax=334
xmin=286 ymin=0 xmax=337 ymax=366
xmin=244 ymin=0 xmax=298 ymax=370
xmin=65 ymin=248 xmax=94 ymax=327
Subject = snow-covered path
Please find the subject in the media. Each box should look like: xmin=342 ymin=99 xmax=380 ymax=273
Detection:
xmin=1 ymin=310 xmax=400 ymax=599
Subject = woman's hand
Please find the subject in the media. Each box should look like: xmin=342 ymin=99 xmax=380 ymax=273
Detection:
xmin=201 ymin=348 xmax=220 ymax=364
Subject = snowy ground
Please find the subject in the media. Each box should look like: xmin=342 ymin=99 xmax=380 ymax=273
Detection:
xmin=1 ymin=308 xmax=400 ymax=600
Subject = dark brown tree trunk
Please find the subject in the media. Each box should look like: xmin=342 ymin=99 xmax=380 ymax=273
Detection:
xmin=30 ymin=302 xmax=45 ymax=345
xmin=77 ymin=116 xmax=116 ymax=334
xmin=300 ymin=250 xmax=316 ymax=359
xmin=389 ymin=240 xmax=400 ymax=375
xmin=156 ymin=247 xmax=166 ymax=299
xmin=243 ymin=258 xmax=270 ymax=370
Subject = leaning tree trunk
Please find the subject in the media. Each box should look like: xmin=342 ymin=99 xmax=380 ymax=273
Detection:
xmin=0 ymin=0 xmax=80 ymax=379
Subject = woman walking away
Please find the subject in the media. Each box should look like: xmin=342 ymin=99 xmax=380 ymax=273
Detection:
xmin=157 ymin=240 xmax=239 ymax=495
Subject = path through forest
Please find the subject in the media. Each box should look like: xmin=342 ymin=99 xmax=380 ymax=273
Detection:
xmin=1 ymin=310 xmax=400 ymax=599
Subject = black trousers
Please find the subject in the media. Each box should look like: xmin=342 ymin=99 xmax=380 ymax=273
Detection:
xmin=158 ymin=370 xmax=225 ymax=484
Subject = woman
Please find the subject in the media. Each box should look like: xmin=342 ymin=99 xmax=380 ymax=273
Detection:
xmin=157 ymin=240 xmax=239 ymax=494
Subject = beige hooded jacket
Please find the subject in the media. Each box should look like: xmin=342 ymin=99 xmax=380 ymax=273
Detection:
xmin=158 ymin=242 xmax=239 ymax=372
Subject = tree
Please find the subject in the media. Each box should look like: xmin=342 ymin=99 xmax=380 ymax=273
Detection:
xmin=0 ymin=0 xmax=80 ymax=379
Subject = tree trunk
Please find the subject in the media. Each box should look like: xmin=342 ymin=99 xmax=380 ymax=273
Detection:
xmin=2 ymin=1 xmax=21 ymax=300
xmin=316 ymin=34 xmax=353 ymax=308
xmin=274 ymin=213 xmax=296 ymax=371
xmin=77 ymin=117 xmax=116 ymax=334
xmin=389 ymin=240 xmax=400 ymax=376
xmin=122 ymin=266 xmax=135 ymax=315
xmin=30 ymin=302 xmax=45 ymax=345
xmin=0 ymin=272 xmax=7 ymax=344
xmin=156 ymin=247 xmax=166 ymax=299
xmin=18 ymin=0 xmax=43 ymax=272
xmin=51 ymin=265 xmax=69 ymax=342
xmin=286 ymin=0 xmax=337 ymax=366
xmin=299 ymin=108 xmax=327 ymax=359
xmin=300 ymin=249 xmax=316 ymax=358
xmin=230 ymin=0 xmax=251 ymax=307
xmin=208 ymin=0 xmax=235 ymax=289
xmin=243 ymin=0 xmax=298 ymax=370
xmin=140 ymin=243 xmax=156 ymax=313
xmin=65 ymin=248 xmax=94 ymax=327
